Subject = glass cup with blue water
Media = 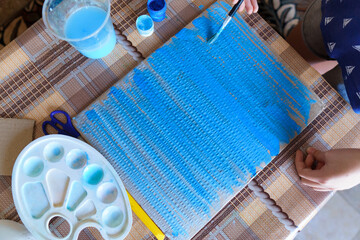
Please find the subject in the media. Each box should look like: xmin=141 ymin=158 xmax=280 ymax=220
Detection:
xmin=43 ymin=0 xmax=116 ymax=59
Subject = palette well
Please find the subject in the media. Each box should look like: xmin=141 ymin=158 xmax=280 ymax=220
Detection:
xmin=12 ymin=135 xmax=132 ymax=240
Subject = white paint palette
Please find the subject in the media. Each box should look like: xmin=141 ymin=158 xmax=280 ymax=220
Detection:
xmin=12 ymin=135 xmax=132 ymax=239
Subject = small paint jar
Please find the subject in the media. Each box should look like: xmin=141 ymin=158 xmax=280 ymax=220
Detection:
xmin=136 ymin=15 xmax=154 ymax=37
xmin=147 ymin=0 xmax=167 ymax=22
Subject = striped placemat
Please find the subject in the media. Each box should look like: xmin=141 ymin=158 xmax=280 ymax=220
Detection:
xmin=0 ymin=0 xmax=359 ymax=239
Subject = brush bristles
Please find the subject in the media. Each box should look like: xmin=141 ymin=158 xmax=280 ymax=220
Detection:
xmin=208 ymin=33 xmax=219 ymax=44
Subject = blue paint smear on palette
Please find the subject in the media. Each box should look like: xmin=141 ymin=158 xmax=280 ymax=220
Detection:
xmin=74 ymin=2 xmax=317 ymax=239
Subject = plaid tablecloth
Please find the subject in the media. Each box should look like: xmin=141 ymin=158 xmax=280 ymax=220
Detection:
xmin=0 ymin=0 xmax=359 ymax=239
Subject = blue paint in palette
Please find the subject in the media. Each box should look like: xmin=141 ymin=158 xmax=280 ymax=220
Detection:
xmin=74 ymin=2 xmax=317 ymax=239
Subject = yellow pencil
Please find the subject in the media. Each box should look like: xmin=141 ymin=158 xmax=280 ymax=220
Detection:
xmin=127 ymin=192 xmax=165 ymax=240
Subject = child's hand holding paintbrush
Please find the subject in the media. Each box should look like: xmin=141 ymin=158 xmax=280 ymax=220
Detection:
xmin=232 ymin=0 xmax=258 ymax=14
xmin=209 ymin=0 xmax=259 ymax=44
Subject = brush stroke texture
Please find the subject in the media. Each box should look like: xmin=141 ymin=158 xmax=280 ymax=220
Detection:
xmin=75 ymin=2 xmax=316 ymax=239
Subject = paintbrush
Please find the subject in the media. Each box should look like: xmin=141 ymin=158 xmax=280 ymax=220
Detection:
xmin=208 ymin=0 xmax=245 ymax=44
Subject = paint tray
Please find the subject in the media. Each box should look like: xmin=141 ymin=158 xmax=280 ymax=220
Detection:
xmin=12 ymin=135 xmax=132 ymax=239
xmin=74 ymin=1 xmax=324 ymax=239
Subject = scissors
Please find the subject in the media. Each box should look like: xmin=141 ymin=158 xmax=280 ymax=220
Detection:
xmin=42 ymin=110 xmax=80 ymax=138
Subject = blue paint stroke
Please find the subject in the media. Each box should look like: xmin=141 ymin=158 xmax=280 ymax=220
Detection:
xmin=75 ymin=2 xmax=316 ymax=239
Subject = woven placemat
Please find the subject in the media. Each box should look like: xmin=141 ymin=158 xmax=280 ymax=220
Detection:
xmin=0 ymin=0 xmax=359 ymax=239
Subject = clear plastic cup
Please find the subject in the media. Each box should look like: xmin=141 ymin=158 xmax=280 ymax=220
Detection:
xmin=43 ymin=0 xmax=116 ymax=59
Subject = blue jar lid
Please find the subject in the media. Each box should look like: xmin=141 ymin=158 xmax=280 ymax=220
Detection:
xmin=136 ymin=15 xmax=154 ymax=37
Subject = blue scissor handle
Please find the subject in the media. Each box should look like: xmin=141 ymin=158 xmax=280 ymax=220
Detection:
xmin=42 ymin=110 xmax=80 ymax=138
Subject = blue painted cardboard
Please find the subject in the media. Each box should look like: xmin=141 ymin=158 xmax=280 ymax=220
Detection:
xmin=74 ymin=2 xmax=321 ymax=239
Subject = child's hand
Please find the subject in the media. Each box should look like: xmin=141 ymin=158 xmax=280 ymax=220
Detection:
xmin=232 ymin=0 xmax=259 ymax=14
xmin=295 ymin=147 xmax=360 ymax=191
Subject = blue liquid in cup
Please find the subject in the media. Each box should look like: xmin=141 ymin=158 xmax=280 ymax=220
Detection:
xmin=65 ymin=6 xmax=116 ymax=59
xmin=147 ymin=0 xmax=167 ymax=22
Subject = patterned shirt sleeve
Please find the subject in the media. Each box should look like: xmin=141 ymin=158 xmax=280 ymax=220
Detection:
xmin=320 ymin=0 xmax=360 ymax=113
